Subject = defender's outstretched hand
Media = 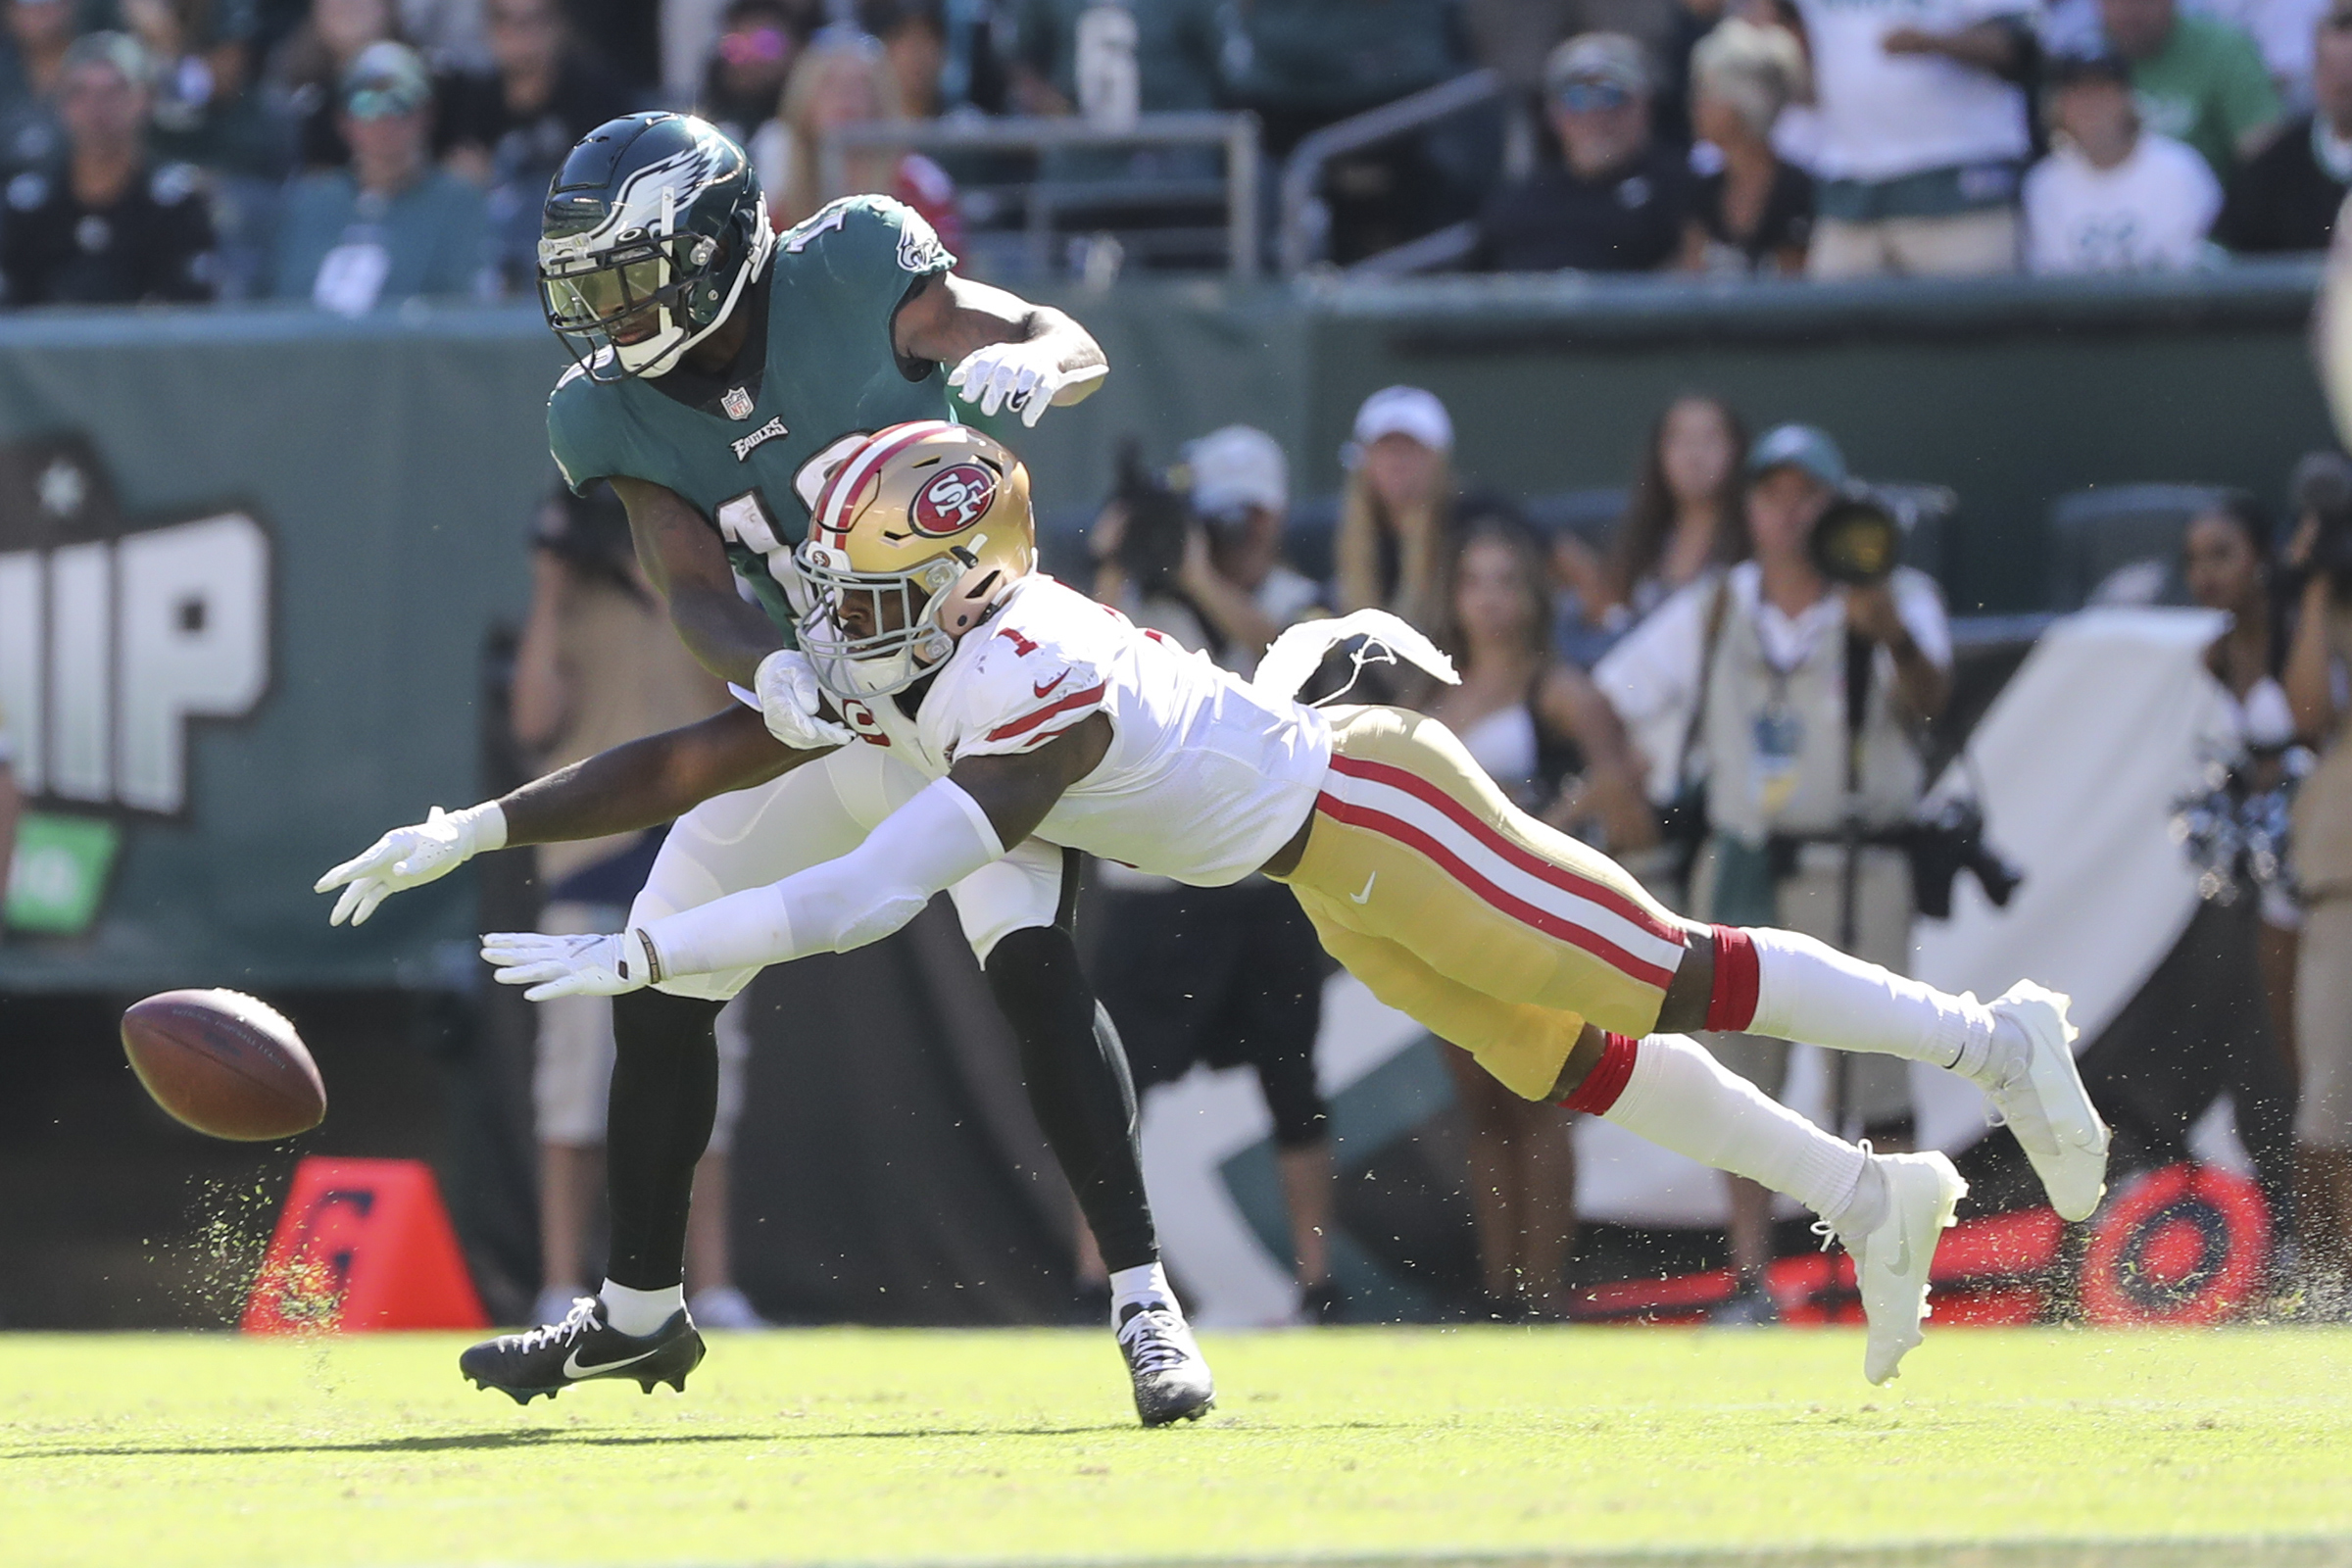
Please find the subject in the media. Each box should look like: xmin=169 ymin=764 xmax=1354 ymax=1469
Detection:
xmin=315 ymin=803 xmax=506 ymax=926
xmin=482 ymin=930 xmax=649 ymax=1002
xmin=753 ymin=648 xmax=852 ymax=749
xmin=947 ymin=342 xmax=1106 ymax=428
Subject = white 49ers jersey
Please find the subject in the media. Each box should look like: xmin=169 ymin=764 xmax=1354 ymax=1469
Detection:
xmin=836 ymin=574 xmax=1333 ymax=885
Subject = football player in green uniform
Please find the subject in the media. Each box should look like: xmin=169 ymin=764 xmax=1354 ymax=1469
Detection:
xmin=316 ymin=113 xmax=1211 ymax=1424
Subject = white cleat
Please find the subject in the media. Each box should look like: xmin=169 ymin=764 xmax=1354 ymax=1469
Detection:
xmin=1835 ymin=1150 xmax=1967 ymax=1387
xmin=1983 ymin=981 xmax=2110 ymax=1222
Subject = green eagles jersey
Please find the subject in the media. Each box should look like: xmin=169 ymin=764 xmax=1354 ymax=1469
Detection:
xmin=547 ymin=194 xmax=956 ymax=642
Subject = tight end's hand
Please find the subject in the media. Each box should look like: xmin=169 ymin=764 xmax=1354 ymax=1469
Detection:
xmin=480 ymin=930 xmax=650 ymax=1002
xmin=947 ymin=343 xmax=1105 ymax=427
xmin=315 ymin=803 xmax=506 ymax=926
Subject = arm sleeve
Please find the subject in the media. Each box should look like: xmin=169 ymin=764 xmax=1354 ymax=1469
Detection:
xmin=637 ymin=776 xmax=1005 ymax=978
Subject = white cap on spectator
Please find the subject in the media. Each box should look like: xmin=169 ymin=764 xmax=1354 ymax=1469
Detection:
xmin=1348 ymin=385 xmax=1454 ymax=463
xmin=1186 ymin=425 xmax=1288 ymax=518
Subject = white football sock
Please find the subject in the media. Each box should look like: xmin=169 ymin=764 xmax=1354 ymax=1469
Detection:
xmin=1746 ymin=928 xmax=1998 ymax=1080
xmin=1601 ymin=1034 xmax=1869 ymax=1222
xmin=1108 ymin=1261 xmax=1175 ymax=1323
xmin=600 ymin=1279 xmax=685 ymax=1337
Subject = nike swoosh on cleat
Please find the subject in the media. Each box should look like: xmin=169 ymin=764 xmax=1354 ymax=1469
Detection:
xmin=563 ymin=1344 xmax=662 ymax=1378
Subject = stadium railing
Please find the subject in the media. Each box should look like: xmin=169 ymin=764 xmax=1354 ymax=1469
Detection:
xmin=1276 ymin=69 xmax=1509 ymax=277
xmin=818 ymin=113 xmax=1262 ymax=281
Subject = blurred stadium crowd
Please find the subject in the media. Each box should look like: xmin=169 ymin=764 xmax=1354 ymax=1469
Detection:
xmin=1 ymin=0 xmax=2351 ymax=307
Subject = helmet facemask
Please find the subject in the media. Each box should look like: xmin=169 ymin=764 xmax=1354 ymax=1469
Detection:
xmin=538 ymin=146 xmax=773 ymax=383
xmin=794 ymin=542 xmax=995 ymax=701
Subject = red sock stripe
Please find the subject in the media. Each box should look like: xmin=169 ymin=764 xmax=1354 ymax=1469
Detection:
xmin=1706 ymin=924 xmax=1760 ymax=1032
xmin=1561 ymin=1031 xmax=1641 ymax=1114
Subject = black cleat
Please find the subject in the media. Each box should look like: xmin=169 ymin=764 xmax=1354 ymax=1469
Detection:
xmin=459 ymin=1296 xmax=706 ymax=1404
xmin=1115 ymin=1301 xmax=1214 ymax=1427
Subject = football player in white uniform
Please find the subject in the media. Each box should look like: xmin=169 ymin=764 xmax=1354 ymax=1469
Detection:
xmin=475 ymin=421 xmax=2109 ymax=1386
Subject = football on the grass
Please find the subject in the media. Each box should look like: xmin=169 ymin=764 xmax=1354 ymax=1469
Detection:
xmin=121 ymin=990 xmax=326 ymax=1141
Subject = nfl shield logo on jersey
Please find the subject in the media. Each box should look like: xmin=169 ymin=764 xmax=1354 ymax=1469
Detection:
xmin=720 ymin=386 xmax=755 ymax=420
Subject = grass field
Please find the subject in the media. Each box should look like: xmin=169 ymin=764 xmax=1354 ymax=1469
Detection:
xmin=6 ymin=1327 xmax=2352 ymax=1568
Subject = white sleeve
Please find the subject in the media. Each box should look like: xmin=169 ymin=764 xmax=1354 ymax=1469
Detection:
xmin=1592 ymin=581 xmax=1707 ymax=727
xmin=1892 ymin=569 xmax=1953 ymax=670
xmin=945 ymin=609 xmax=1115 ymax=760
xmin=637 ymin=778 xmax=1005 ymax=979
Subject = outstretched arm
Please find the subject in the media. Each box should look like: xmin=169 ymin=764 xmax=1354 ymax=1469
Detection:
xmin=316 ymin=705 xmax=814 ymax=926
xmin=894 ymin=271 xmax=1108 ymax=426
xmin=484 ymin=715 xmax=1112 ymax=996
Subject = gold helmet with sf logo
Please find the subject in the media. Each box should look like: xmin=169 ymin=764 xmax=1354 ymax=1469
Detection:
xmin=793 ymin=420 xmax=1037 ymax=700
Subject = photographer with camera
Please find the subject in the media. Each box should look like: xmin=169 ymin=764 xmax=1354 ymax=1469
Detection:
xmin=2284 ymin=450 xmax=2352 ymax=1308
xmin=1595 ymin=424 xmax=1953 ymax=1321
xmin=1085 ymin=427 xmax=1341 ymax=1323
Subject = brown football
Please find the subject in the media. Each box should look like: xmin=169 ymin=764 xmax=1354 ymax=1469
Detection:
xmin=121 ymin=989 xmax=326 ymax=1141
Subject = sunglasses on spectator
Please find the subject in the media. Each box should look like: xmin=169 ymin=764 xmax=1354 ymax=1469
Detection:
xmin=1554 ymin=79 xmax=1634 ymax=112
xmin=720 ymin=26 xmax=789 ymax=66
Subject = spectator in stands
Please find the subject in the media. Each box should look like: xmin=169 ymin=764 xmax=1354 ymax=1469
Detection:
xmin=860 ymin=0 xmax=947 ymax=121
xmin=1086 ymin=425 xmax=1340 ymax=1323
xmin=125 ymin=0 xmax=285 ymax=180
xmin=697 ymin=0 xmax=805 ymax=150
xmin=1 ymin=33 xmax=217 ymax=306
xmin=0 ymin=0 xmax=74 ymax=176
xmin=2104 ymin=0 xmax=2284 ymax=181
xmin=758 ymin=27 xmax=959 ymax=246
xmin=1788 ymin=0 xmax=2034 ymax=278
xmin=1009 ymin=0 xmax=1220 ymax=122
xmin=1471 ymin=33 xmax=1690 ymax=273
xmin=1592 ymin=424 xmax=1951 ymax=1321
xmin=2024 ymin=47 xmax=2222 ymax=270
xmin=1463 ymin=0 xmax=1719 ymax=146
xmin=1425 ymin=519 xmax=1658 ymax=1318
xmin=2284 ymin=453 xmax=2352 ymax=1309
xmin=272 ymin=42 xmax=492 ymax=311
xmin=1682 ymin=18 xmax=1814 ymax=274
xmin=1609 ymin=393 xmax=1752 ymax=622
xmin=436 ymin=0 xmax=633 ymax=293
xmin=511 ymin=481 xmax=769 ymax=1332
xmin=1334 ymin=385 xmax=1459 ymax=637
xmin=267 ymin=0 xmax=400 ymax=171
xmin=2219 ymin=2 xmax=2352 ymax=252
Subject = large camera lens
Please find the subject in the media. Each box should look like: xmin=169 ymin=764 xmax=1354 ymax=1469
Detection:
xmin=1809 ymin=491 xmax=1902 ymax=587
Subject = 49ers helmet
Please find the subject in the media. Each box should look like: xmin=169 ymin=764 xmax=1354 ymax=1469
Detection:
xmin=793 ymin=421 xmax=1036 ymax=700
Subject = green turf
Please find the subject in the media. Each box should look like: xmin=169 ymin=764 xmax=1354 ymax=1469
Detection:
xmin=5 ymin=1327 xmax=2351 ymax=1568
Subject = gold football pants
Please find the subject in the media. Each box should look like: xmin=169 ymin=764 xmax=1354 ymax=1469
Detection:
xmin=1271 ymin=706 xmax=1690 ymax=1100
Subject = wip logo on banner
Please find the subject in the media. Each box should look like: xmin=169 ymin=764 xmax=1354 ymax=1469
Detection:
xmin=0 ymin=433 xmax=270 ymax=934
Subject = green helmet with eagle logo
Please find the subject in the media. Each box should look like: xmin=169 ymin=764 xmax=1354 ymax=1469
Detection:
xmin=538 ymin=113 xmax=774 ymax=382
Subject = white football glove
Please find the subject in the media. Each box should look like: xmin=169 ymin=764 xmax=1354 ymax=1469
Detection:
xmin=480 ymin=930 xmax=650 ymax=1002
xmin=946 ymin=342 xmax=1105 ymax=428
xmin=315 ymin=802 xmax=507 ymax=927
xmin=753 ymin=648 xmax=852 ymax=749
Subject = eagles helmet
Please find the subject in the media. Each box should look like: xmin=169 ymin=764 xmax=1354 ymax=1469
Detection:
xmin=539 ymin=113 xmax=774 ymax=382
xmin=793 ymin=421 xmax=1037 ymax=701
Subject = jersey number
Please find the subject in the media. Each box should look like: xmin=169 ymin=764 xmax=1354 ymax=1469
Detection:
xmin=782 ymin=206 xmax=850 ymax=254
